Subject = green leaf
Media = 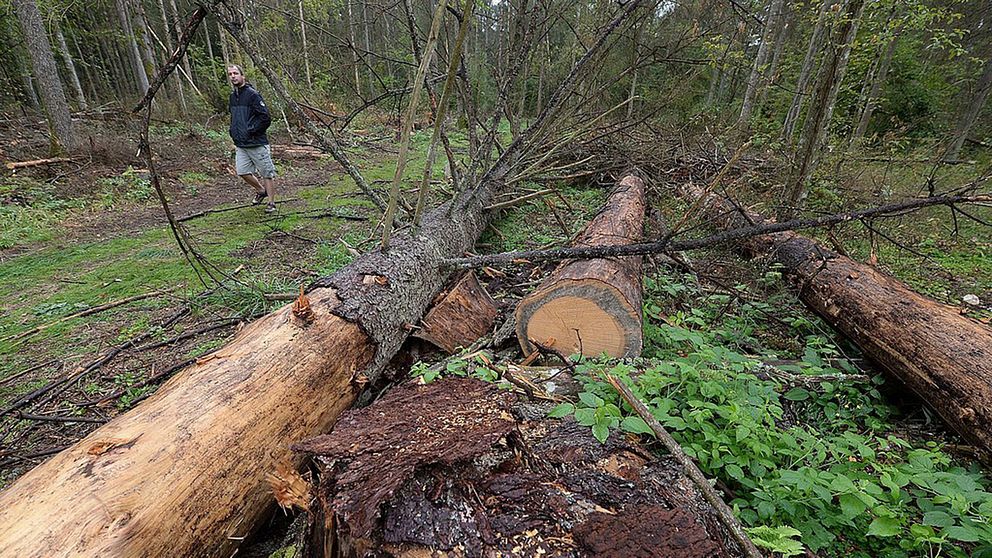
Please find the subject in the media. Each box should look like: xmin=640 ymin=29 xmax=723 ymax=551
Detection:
xmin=944 ymin=524 xmax=985 ymax=543
xmin=621 ymin=416 xmax=654 ymax=436
xmin=725 ymin=463 xmax=745 ymax=481
xmin=592 ymin=423 xmax=610 ymax=444
xmin=783 ymin=388 xmax=810 ymax=401
xmin=921 ymin=510 xmax=955 ymax=528
xmin=578 ymin=392 xmax=604 ymax=408
xmin=867 ymin=516 xmax=903 ymax=537
xmin=548 ymin=403 xmax=574 ymax=418
xmin=574 ymin=408 xmax=596 ymax=426
xmin=839 ymin=493 xmax=867 ymax=519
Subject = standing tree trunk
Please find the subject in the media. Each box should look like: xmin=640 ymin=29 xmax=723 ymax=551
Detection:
xmin=850 ymin=33 xmax=897 ymax=145
xmin=132 ymin=0 xmax=157 ymax=81
xmin=758 ymin=2 xmax=790 ymax=106
xmin=783 ymin=0 xmax=839 ymax=143
xmin=737 ymin=0 xmax=784 ymax=126
xmin=157 ymin=0 xmax=187 ymax=111
xmin=781 ymin=0 xmax=864 ymax=219
xmin=12 ymin=0 xmax=73 ymax=151
xmin=169 ymin=0 xmax=195 ymax=87
xmin=53 ymin=21 xmax=87 ymax=110
xmin=347 ymin=0 xmax=362 ymax=97
xmin=116 ymin=0 xmax=150 ymax=93
xmin=218 ymin=19 xmax=230 ymax=66
xmin=299 ymin=0 xmax=312 ymax=86
xmin=946 ymin=54 xmax=992 ymax=161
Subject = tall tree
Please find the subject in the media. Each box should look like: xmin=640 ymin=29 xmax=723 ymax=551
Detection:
xmin=783 ymin=0 xmax=840 ymax=142
xmin=116 ymin=0 xmax=150 ymax=93
xmin=12 ymin=0 xmax=73 ymax=150
xmin=946 ymin=54 xmax=992 ymax=161
xmin=850 ymin=31 xmax=897 ymax=144
xmin=737 ymin=0 xmax=785 ymax=126
xmin=781 ymin=0 xmax=865 ymax=219
xmin=53 ymin=20 xmax=87 ymax=110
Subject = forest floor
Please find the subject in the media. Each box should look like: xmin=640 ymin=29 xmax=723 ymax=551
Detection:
xmin=1 ymin=113 xmax=992 ymax=557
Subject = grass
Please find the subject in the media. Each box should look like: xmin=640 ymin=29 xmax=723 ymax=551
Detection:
xmin=0 ymin=172 xmax=368 ymax=383
xmin=0 ymin=126 xmax=468 ymax=386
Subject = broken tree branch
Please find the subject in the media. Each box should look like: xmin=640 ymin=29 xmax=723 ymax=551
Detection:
xmin=445 ymin=193 xmax=992 ymax=269
xmin=3 ymin=287 xmax=176 ymax=343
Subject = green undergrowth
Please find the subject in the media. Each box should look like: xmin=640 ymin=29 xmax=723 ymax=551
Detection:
xmin=481 ymin=182 xmax=609 ymax=252
xmin=563 ymin=270 xmax=992 ymax=557
xmin=417 ymin=267 xmax=992 ymax=557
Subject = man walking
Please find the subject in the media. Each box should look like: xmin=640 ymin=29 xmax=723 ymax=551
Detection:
xmin=227 ymin=64 xmax=277 ymax=213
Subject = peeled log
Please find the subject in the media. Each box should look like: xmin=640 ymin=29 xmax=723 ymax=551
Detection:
xmin=516 ymin=175 xmax=646 ymax=358
xmin=681 ymin=182 xmax=992 ymax=463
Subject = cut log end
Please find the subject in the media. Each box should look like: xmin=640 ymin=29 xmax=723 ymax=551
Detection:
xmin=516 ymin=279 xmax=642 ymax=358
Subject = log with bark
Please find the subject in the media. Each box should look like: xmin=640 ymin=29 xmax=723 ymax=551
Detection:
xmin=515 ymin=175 xmax=646 ymax=358
xmin=0 ymin=3 xmax=646 ymax=555
xmin=680 ymin=182 xmax=992 ymax=464
xmin=293 ymin=377 xmax=744 ymax=558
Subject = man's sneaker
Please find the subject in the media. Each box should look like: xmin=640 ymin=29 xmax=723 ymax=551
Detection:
xmin=252 ymin=191 xmax=266 ymax=205
xmin=265 ymin=203 xmax=277 ymax=214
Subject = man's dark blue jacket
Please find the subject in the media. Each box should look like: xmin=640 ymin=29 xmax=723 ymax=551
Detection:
xmin=229 ymin=84 xmax=271 ymax=147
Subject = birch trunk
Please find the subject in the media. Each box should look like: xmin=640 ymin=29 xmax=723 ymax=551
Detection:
xmin=737 ymin=0 xmax=784 ymax=126
xmin=782 ymin=0 xmax=864 ymax=219
xmin=53 ymin=21 xmax=87 ymax=110
xmin=851 ymin=34 xmax=897 ymax=144
xmin=783 ymin=0 xmax=839 ymax=142
xmin=116 ymin=0 xmax=150 ymax=93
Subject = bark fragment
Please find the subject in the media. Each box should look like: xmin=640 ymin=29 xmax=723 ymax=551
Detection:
xmin=413 ymin=271 xmax=498 ymax=353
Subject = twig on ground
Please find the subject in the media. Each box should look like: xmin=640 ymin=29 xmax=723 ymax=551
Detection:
xmin=177 ymin=198 xmax=300 ymax=222
xmin=4 ymin=288 xmax=176 ymax=344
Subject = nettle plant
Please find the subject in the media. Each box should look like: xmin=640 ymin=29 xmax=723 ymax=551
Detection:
xmin=549 ymin=272 xmax=992 ymax=557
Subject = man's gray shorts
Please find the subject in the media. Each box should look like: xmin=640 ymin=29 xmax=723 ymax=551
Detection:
xmin=235 ymin=145 xmax=276 ymax=178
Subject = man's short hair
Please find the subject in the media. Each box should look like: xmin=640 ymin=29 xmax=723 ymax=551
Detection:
xmin=227 ymin=64 xmax=245 ymax=76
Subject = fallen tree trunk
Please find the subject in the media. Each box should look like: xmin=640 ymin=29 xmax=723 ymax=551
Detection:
xmin=0 ymin=3 xmax=646 ymax=555
xmin=515 ymin=175 xmax=646 ymax=358
xmin=681 ymin=182 xmax=992 ymax=464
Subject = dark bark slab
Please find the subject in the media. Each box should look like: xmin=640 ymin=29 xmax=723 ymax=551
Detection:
xmin=413 ymin=271 xmax=498 ymax=353
xmin=295 ymin=378 xmax=740 ymax=557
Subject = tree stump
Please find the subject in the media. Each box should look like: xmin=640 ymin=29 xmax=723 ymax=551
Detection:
xmin=515 ymin=175 xmax=646 ymax=358
xmin=293 ymin=378 xmax=740 ymax=557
